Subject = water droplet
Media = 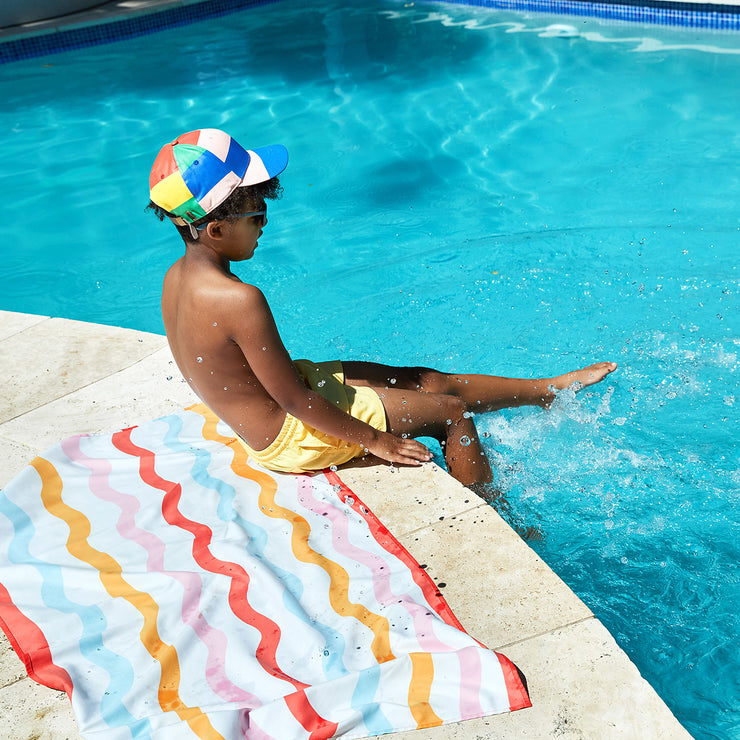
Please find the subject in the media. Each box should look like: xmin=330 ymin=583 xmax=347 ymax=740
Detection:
xmin=620 ymin=557 xmax=628 ymax=564
xmin=318 ymin=379 xmax=326 ymax=387
xmin=330 ymin=465 xmax=338 ymax=472
xmin=345 ymin=495 xmax=354 ymax=506
xmin=223 ymin=386 xmax=228 ymax=391
xmin=212 ymin=322 xmax=218 ymax=326
xmin=332 ymin=484 xmax=342 ymax=493
xmin=196 ymin=356 xmax=203 ymax=363
xmin=390 ymin=378 xmax=397 ymax=384
xmin=446 ymin=419 xmax=452 ymax=425
xmin=460 ymin=435 xmax=471 ymax=446
xmin=262 ymin=346 xmax=267 ymax=351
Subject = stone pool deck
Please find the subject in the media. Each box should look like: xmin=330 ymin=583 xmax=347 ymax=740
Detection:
xmin=0 ymin=311 xmax=693 ymax=739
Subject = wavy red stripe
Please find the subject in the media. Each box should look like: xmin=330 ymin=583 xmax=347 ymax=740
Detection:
xmin=112 ymin=428 xmax=307 ymax=692
xmin=325 ymin=470 xmax=465 ymax=632
xmin=496 ymin=652 xmax=532 ymax=711
xmin=284 ymin=689 xmax=339 ymax=740
xmin=0 ymin=581 xmax=73 ymax=696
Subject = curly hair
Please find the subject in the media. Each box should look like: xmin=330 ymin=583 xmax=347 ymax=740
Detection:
xmin=147 ymin=177 xmax=283 ymax=244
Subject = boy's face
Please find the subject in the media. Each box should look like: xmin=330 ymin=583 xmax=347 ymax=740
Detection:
xmin=221 ymin=199 xmax=267 ymax=262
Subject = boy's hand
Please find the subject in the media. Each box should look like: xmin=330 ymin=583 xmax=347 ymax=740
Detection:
xmin=366 ymin=431 xmax=433 ymax=467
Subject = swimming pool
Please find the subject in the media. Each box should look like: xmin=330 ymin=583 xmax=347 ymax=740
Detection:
xmin=1 ymin=1 xmax=738 ymax=737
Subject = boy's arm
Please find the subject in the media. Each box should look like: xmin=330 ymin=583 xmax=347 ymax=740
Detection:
xmin=229 ymin=284 xmax=431 ymax=466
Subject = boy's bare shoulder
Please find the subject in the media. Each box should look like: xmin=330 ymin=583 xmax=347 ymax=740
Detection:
xmin=205 ymin=274 xmax=268 ymax=315
xmin=163 ymin=260 xmax=272 ymax=342
xmin=167 ymin=259 xmax=266 ymax=306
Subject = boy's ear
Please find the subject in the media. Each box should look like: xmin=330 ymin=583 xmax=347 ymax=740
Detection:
xmin=204 ymin=220 xmax=224 ymax=239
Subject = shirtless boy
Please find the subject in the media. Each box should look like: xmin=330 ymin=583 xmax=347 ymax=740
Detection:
xmin=148 ymin=128 xmax=616 ymax=493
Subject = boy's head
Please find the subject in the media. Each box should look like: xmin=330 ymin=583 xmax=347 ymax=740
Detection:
xmin=148 ymin=128 xmax=287 ymax=243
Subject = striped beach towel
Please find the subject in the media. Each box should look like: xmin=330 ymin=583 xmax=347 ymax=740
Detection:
xmin=0 ymin=404 xmax=530 ymax=739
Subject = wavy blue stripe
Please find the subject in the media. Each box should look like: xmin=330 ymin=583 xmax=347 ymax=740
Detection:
xmin=296 ymin=477 xmax=393 ymax=725
xmin=160 ymin=412 xmax=350 ymax=680
xmin=0 ymin=484 xmax=152 ymax=738
xmin=351 ymin=663 xmax=394 ymax=736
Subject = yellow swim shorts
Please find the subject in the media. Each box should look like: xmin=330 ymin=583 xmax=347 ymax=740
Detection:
xmin=237 ymin=359 xmax=387 ymax=474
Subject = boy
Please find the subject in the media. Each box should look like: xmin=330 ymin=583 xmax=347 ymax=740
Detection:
xmin=148 ymin=128 xmax=616 ymax=493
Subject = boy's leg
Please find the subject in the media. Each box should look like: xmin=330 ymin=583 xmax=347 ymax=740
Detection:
xmin=365 ymin=384 xmax=493 ymax=489
xmin=343 ymin=360 xmax=617 ymax=413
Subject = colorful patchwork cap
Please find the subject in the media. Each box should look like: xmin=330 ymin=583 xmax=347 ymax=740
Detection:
xmin=149 ymin=128 xmax=288 ymax=226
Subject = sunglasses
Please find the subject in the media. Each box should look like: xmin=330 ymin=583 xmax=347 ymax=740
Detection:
xmin=233 ymin=206 xmax=267 ymax=227
xmin=195 ymin=203 xmax=268 ymax=233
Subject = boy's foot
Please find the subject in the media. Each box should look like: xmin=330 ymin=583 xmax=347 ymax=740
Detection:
xmin=550 ymin=361 xmax=617 ymax=393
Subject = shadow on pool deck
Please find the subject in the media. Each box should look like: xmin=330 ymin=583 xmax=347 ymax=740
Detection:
xmin=0 ymin=311 xmax=693 ymax=739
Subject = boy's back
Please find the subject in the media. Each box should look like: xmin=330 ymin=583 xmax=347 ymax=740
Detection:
xmin=162 ymin=253 xmax=288 ymax=452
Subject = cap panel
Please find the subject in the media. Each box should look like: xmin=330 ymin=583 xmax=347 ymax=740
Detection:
xmin=150 ymin=171 xmax=194 ymax=213
xmin=171 ymin=143 xmax=206 ymax=174
xmin=171 ymin=197 xmax=207 ymax=222
xmin=241 ymin=152 xmax=269 ymax=186
xmin=198 ymin=171 xmax=242 ymax=215
xmin=195 ymin=128 xmax=233 ymax=161
xmin=180 ymin=149 xmax=232 ymax=202
xmin=221 ymin=137 xmax=250 ymax=178
xmin=149 ymin=145 xmax=179 ymax=190
xmin=176 ymin=130 xmax=201 ymax=146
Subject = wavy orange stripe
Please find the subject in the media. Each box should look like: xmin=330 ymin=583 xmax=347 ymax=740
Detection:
xmin=407 ymin=652 xmax=443 ymax=729
xmin=31 ymin=456 xmax=225 ymax=740
xmin=192 ymin=404 xmax=395 ymax=664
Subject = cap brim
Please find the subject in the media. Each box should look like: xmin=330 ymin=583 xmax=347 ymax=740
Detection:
xmin=241 ymin=145 xmax=289 ymax=186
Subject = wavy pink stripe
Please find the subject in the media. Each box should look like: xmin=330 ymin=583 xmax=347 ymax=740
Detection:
xmin=456 ymin=645 xmax=484 ymax=719
xmin=300 ymin=477 xmax=485 ymax=718
xmin=241 ymin=712 xmax=277 ymax=740
xmin=296 ymin=478 xmax=451 ymax=655
xmin=60 ymin=435 xmax=261 ymax=707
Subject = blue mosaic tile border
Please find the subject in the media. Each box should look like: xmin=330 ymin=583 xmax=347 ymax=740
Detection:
xmin=0 ymin=0 xmax=738 ymax=65
xmin=0 ymin=0 xmax=279 ymax=65
xmin=444 ymin=0 xmax=740 ymax=28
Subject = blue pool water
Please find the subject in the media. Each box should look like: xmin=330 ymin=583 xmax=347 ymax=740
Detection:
xmin=1 ymin=1 xmax=739 ymax=736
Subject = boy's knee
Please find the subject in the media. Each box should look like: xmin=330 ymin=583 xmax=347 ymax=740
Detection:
xmin=438 ymin=393 xmax=467 ymax=423
xmin=414 ymin=368 xmax=448 ymax=394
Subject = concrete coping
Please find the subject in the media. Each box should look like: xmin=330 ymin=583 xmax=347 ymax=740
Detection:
xmin=0 ymin=312 xmax=692 ymax=739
